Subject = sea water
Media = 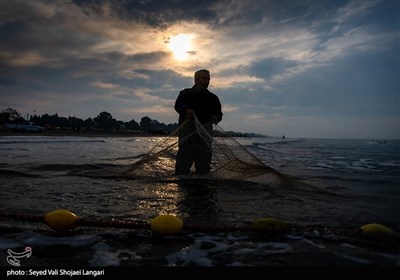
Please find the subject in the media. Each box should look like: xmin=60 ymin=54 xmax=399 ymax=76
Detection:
xmin=0 ymin=135 xmax=399 ymax=268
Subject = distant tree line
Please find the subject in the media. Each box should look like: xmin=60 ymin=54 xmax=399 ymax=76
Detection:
xmin=0 ymin=108 xmax=178 ymax=135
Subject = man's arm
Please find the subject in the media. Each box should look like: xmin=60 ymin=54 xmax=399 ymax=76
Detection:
xmin=174 ymin=91 xmax=188 ymax=115
xmin=211 ymin=97 xmax=223 ymax=124
xmin=175 ymin=90 xmax=194 ymax=120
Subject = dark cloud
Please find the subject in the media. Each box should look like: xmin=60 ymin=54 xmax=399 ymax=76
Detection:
xmin=126 ymin=51 xmax=170 ymax=64
xmin=69 ymin=0 xmax=348 ymax=29
xmin=0 ymin=3 xmax=102 ymax=58
xmin=72 ymin=0 xmax=219 ymax=28
xmin=248 ymin=57 xmax=298 ymax=79
xmin=128 ymin=68 xmax=189 ymax=88
xmin=215 ymin=65 xmax=248 ymax=78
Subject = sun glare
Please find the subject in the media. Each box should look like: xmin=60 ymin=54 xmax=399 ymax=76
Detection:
xmin=169 ymin=34 xmax=192 ymax=61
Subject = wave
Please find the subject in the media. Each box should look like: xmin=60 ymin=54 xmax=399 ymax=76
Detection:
xmin=303 ymin=174 xmax=397 ymax=185
xmin=246 ymin=143 xmax=276 ymax=152
xmin=30 ymin=163 xmax=117 ymax=172
xmin=102 ymin=153 xmax=147 ymax=161
xmin=0 ymin=163 xmax=118 ymax=178
xmin=0 ymin=137 xmax=106 ymax=144
xmin=366 ymin=140 xmax=387 ymax=145
xmin=251 ymin=138 xmax=304 ymax=147
xmin=0 ymin=169 xmax=43 ymax=178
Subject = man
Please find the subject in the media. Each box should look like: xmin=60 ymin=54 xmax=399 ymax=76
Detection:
xmin=174 ymin=69 xmax=223 ymax=175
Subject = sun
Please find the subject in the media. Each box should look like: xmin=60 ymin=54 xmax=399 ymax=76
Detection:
xmin=169 ymin=34 xmax=192 ymax=61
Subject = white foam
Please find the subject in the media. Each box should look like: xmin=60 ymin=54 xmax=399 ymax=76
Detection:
xmin=166 ymin=246 xmax=212 ymax=266
xmin=303 ymin=238 xmax=325 ymax=249
xmin=257 ymin=242 xmax=293 ymax=254
xmin=166 ymin=236 xmax=229 ymax=266
xmin=21 ymin=231 xmax=99 ymax=247
xmin=89 ymin=242 xmax=141 ymax=266
xmin=333 ymin=252 xmax=371 ymax=264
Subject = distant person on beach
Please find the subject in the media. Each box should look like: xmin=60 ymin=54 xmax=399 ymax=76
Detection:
xmin=174 ymin=69 xmax=223 ymax=175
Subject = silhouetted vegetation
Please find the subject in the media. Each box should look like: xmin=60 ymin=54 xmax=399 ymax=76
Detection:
xmin=0 ymin=108 xmax=178 ymax=135
xmin=1 ymin=108 xmax=265 ymax=137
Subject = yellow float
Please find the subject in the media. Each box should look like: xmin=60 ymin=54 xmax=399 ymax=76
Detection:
xmin=251 ymin=217 xmax=286 ymax=231
xmin=360 ymin=223 xmax=394 ymax=235
xmin=150 ymin=215 xmax=183 ymax=235
xmin=44 ymin=209 xmax=78 ymax=231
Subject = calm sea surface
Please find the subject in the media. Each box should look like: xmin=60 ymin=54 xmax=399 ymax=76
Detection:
xmin=0 ymin=135 xmax=399 ymax=268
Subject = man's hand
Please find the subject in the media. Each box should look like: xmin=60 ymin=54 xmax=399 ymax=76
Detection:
xmin=186 ymin=109 xmax=194 ymax=119
xmin=211 ymin=115 xmax=219 ymax=124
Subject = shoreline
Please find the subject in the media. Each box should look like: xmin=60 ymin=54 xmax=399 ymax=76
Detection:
xmin=0 ymin=129 xmax=169 ymax=138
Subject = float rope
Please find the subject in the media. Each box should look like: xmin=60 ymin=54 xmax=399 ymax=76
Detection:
xmin=0 ymin=211 xmax=395 ymax=236
xmin=0 ymin=212 xmax=255 ymax=233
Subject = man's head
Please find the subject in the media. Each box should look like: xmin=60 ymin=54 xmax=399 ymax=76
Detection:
xmin=194 ymin=69 xmax=210 ymax=90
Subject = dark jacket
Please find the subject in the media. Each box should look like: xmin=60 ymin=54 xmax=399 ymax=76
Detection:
xmin=174 ymin=86 xmax=223 ymax=125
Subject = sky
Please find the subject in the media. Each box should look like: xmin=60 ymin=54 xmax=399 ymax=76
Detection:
xmin=0 ymin=0 xmax=399 ymax=139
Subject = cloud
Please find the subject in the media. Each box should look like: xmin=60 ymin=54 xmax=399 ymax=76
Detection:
xmin=246 ymin=114 xmax=265 ymax=120
xmin=72 ymin=0 xmax=220 ymax=28
xmin=248 ymin=57 xmax=298 ymax=79
xmin=331 ymin=0 xmax=381 ymax=29
xmin=0 ymin=52 xmax=55 ymax=67
xmin=222 ymin=105 xmax=239 ymax=113
xmin=1 ymin=0 xmax=398 ymax=139
xmin=92 ymin=82 xmax=118 ymax=89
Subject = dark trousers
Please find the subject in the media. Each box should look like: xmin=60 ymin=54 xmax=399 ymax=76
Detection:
xmin=175 ymin=121 xmax=213 ymax=175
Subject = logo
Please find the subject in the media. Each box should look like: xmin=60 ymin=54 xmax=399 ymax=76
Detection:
xmin=6 ymin=247 xmax=32 ymax=266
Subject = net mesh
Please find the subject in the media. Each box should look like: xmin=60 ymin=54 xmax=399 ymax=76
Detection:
xmin=77 ymin=115 xmax=327 ymax=193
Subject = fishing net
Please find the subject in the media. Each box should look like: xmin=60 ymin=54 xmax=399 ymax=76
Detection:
xmin=77 ymin=115 xmax=326 ymax=193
